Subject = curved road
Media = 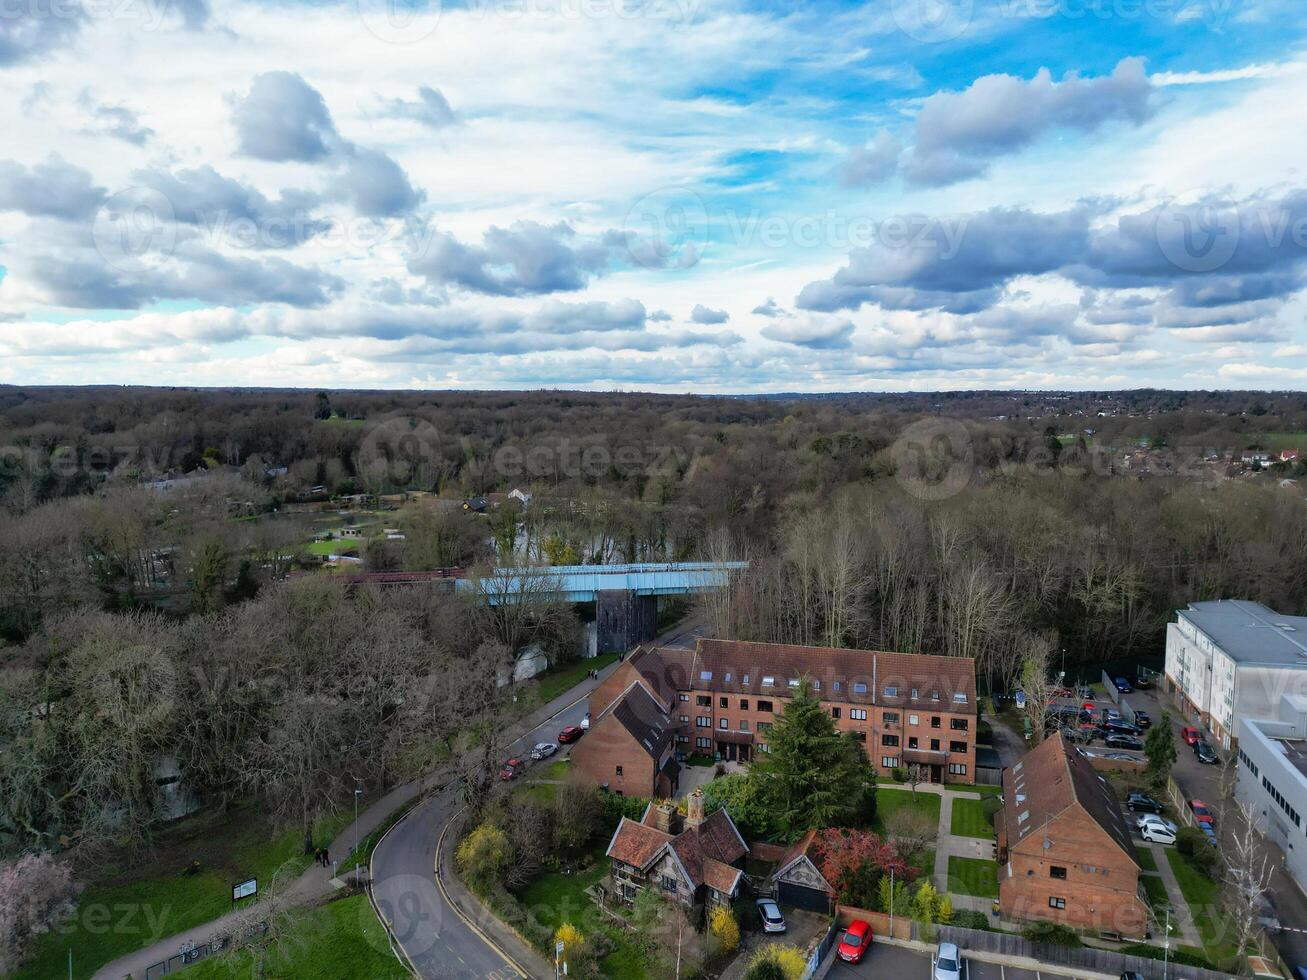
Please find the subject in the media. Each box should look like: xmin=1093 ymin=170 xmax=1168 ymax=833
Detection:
xmin=372 ymin=621 xmax=704 ymax=980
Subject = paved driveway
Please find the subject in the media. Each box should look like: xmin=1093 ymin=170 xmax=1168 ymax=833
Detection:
xmin=827 ymin=943 xmax=1045 ymax=980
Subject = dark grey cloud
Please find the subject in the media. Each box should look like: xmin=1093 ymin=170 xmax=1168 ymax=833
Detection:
xmin=82 ymin=98 xmax=155 ymax=146
xmin=798 ymin=190 xmax=1307 ymax=343
xmin=384 ymin=86 xmax=458 ymax=129
xmin=232 ymin=71 xmax=338 ymax=163
xmin=332 ymin=146 xmax=424 ymax=217
xmin=408 ymin=221 xmax=615 ymax=296
xmin=0 ymin=0 xmax=83 ymax=66
xmin=843 ymin=58 xmax=1154 ymax=188
xmin=761 ymin=315 xmax=854 ymax=349
xmin=231 ymin=72 xmax=424 ymax=217
xmin=690 ymin=304 xmax=729 ymax=324
xmin=135 ymin=165 xmax=330 ymax=248
xmin=0 ymin=157 xmax=106 ymax=220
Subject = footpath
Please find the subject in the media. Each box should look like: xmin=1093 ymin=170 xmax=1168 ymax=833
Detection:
xmin=92 ymin=659 xmax=623 ymax=980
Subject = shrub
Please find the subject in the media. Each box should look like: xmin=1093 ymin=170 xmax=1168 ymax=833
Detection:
xmin=951 ymin=909 xmax=990 ymax=931
xmin=1020 ymin=921 xmax=1082 ymax=947
xmin=0 ymin=853 xmax=79 ymax=974
xmin=709 ymin=905 xmax=740 ymax=953
xmin=1120 ymin=943 xmax=1216 ymax=969
xmin=893 ymin=766 xmax=908 ymax=783
xmin=554 ymin=922 xmax=591 ymax=971
xmin=746 ymin=944 xmax=806 ymax=980
xmin=595 ymin=791 xmax=649 ymax=831
xmin=1176 ymin=827 xmax=1218 ymax=876
xmin=456 ymin=822 xmax=511 ymax=887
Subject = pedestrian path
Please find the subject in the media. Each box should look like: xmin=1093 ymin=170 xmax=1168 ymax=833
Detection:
xmin=93 ymin=658 xmax=623 ymax=980
xmin=1147 ymin=841 xmax=1203 ymax=946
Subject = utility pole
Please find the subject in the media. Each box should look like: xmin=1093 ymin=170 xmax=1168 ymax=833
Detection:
xmin=1163 ymin=905 xmax=1171 ymax=980
xmin=889 ymin=867 xmax=895 ymax=937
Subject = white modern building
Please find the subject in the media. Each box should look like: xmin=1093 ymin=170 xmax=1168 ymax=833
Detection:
xmin=1236 ymin=695 xmax=1307 ymax=889
xmin=1164 ymin=600 xmax=1307 ymax=749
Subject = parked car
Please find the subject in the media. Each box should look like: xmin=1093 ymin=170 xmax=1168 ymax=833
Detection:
xmin=1133 ymin=711 xmax=1152 ymax=728
xmin=1113 ymin=677 xmax=1133 ymax=693
xmin=933 ymin=941 xmax=963 ymax=980
xmin=498 ymin=758 xmax=525 ymax=780
xmin=1105 ymin=734 xmax=1143 ymax=751
xmin=1122 ymin=972 xmax=1147 ymax=980
xmin=1077 ymin=685 xmax=1094 ymax=700
xmin=1189 ymin=799 xmax=1215 ymax=825
xmin=1195 ymin=741 xmax=1219 ymax=765
xmin=530 ymin=742 xmax=558 ymax=760
xmin=1181 ymin=726 xmax=1201 ymax=746
xmin=1104 ymin=721 xmax=1142 ymax=737
xmin=1140 ymin=822 xmax=1176 ymax=845
xmin=1082 ymin=701 xmax=1097 ymax=713
xmin=1127 ymin=791 xmax=1163 ymax=813
xmin=756 ymin=898 xmax=786 ymax=934
xmin=580 ymin=714 xmax=590 ymax=730
xmin=558 ymin=725 xmax=584 ymax=743
xmin=1137 ymin=814 xmax=1178 ymax=834
xmin=1135 ymin=676 xmax=1152 ymax=689
xmin=837 ymin=919 xmax=873 ymax=963
xmin=1199 ymin=823 xmax=1219 ymax=846
xmin=1105 ymin=708 xmax=1122 ymax=722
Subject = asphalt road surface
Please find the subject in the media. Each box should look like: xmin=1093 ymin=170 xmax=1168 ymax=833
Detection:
xmin=369 ymin=682 xmax=594 ymax=978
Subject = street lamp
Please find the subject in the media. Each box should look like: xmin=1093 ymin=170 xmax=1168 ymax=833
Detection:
xmin=1162 ymin=905 xmax=1171 ymax=980
xmin=354 ymin=787 xmax=364 ymax=886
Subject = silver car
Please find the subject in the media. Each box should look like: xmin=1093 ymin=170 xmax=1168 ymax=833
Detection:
xmin=934 ymin=941 xmax=963 ymax=980
xmin=756 ymin=898 xmax=786 ymax=934
xmin=1136 ymin=813 xmax=1178 ymax=835
xmin=529 ymin=742 xmax=557 ymax=760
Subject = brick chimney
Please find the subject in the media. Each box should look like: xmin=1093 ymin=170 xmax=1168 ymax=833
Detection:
xmin=686 ymin=789 xmax=705 ymax=829
xmin=651 ymin=801 xmax=681 ymax=835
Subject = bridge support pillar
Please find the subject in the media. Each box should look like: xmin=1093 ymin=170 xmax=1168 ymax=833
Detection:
xmin=596 ymin=590 xmax=657 ymax=654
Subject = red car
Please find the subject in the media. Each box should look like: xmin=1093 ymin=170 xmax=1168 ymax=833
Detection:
xmin=1082 ymin=702 xmax=1096 ymax=713
xmin=1188 ymin=799 xmax=1215 ymax=825
xmin=1181 ymin=726 xmax=1201 ymax=746
xmin=498 ymin=758 xmax=525 ymax=780
xmin=837 ymin=919 xmax=873 ymax=963
xmin=558 ymin=725 xmax=584 ymax=743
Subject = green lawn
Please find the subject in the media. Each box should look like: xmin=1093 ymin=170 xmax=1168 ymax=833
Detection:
xmin=1135 ymin=847 xmax=1158 ymax=874
xmin=514 ymin=843 xmax=649 ymax=979
xmin=965 ymin=783 xmax=1004 ymax=797
xmin=531 ymin=653 xmax=620 ymax=705
xmin=873 ymin=789 xmax=941 ymax=877
xmin=946 ymin=856 xmax=999 ymax=899
xmin=306 ymin=538 xmax=366 ymax=556
xmin=1141 ymin=875 xmax=1177 ymax=932
xmin=16 ymin=806 xmax=355 ymax=980
xmin=950 ymin=798 xmax=995 ymax=839
xmin=1165 ymin=849 xmax=1239 ymax=966
xmin=185 ymin=894 xmax=407 ymax=980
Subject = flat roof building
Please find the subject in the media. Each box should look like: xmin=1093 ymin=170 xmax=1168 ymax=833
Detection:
xmin=1164 ymin=600 xmax=1307 ymax=749
xmin=1236 ymin=695 xmax=1307 ymax=891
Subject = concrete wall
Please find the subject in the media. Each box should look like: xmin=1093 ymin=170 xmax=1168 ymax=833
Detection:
xmin=1236 ymin=711 xmax=1307 ymax=889
xmin=596 ymin=590 xmax=658 ymax=653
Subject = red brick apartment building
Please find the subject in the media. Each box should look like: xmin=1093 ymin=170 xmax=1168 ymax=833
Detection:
xmin=571 ymin=639 xmax=978 ymax=798
xmin=996 ymin=733 xmax=1147 ymax=939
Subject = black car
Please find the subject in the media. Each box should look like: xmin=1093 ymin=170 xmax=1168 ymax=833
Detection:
xmin=1127 ymin=791 xmax=1163 ymax=813
xmin=1195 ymin=741 xmax=1219 ymax=764
xmin=1134 ymin=676 xmax=1152 ymax=689
xmin=1104 ymin=721 xmax=1143 ymax=738
xmin=1121 ymin=973 xmax=1146 ymax=980
xmin=1106 ymin=734 xmax=1144 ymax=751
xmin=1133 ymin=711 xmax=1151 ymax=728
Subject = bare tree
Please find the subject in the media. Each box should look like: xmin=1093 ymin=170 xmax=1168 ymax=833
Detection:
xmin=1019 ymin=633 xmax=1055 ymax=744
xmin=1222 ymin=798 xmax=1274 ymax=958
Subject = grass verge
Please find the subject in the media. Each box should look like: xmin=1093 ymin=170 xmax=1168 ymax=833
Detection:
xmin=15 ymin=806 xmax=354 ymax=980
xmin=532 ymin=653 xmax=620 ymax=706
xmin=184 ymin=894 xmax=407 ymax=980
xmin=1135 ymin=846 xmax=1158 ymax=874
xmin=1165 ymin=849 xmax=1239 ymax=966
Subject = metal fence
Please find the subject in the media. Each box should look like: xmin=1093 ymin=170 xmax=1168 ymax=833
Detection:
xmin=803 ymin=920 xmax=838 ymax=980
xmin=937 ymin=925 xmax=1237 ymax=980
xmin=143 ymin=936 xmax=229 ymax=979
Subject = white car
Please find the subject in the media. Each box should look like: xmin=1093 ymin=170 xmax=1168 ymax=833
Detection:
xmin=529 ymin=742 xmax=557 ymax=760
xmin=580 ymin=714 xmax=591 ymax=730
xmin=933 ymin=941 xmax=963 ymax=980
xmin=756 ymin=898 xmax=786 ymax=934
xmin=1141 ymin=822 xmax=1177 ymax=845
xmin=1136 ymin=814 xmax=1178 ymax=835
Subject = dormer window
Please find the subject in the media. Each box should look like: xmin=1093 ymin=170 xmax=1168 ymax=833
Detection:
xmin=763 ymin=676 xmax=775 ymax=687
xmin=699 ymin=671 xmax=713 ymax=681
xmin=882 ymin=686 xmax=897 ymax=697
xmin=853 ymin=682 xmax=868 ymax=694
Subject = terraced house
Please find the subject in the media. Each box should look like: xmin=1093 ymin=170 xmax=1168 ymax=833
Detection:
xmin=571 ymin=638 xmax=978 ymax=797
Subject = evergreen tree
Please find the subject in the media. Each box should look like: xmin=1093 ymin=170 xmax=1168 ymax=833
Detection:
xmin=751 ymin=680 xmax=877 ymax=840
xmin=1144 ymin=712 xmax=1178 ymax=789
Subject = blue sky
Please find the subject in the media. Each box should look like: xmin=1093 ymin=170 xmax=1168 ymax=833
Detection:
xmin=1 ymin=0 xmax=1306 ymax=390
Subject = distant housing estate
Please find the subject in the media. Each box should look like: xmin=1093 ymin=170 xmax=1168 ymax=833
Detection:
xmin=1164 ymin=600 xmax=1307 ymax=749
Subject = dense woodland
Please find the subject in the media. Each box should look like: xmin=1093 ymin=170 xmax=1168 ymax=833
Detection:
xmin=2 ymin=386 xmax=1307 ymax=859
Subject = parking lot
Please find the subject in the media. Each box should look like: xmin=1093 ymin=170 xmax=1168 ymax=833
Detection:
xmin=827 ymin=942 xmax=1048 ymax=980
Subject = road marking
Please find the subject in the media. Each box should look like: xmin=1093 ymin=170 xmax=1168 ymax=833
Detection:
xmin=434 ymin=812 xmax=529 ymax=979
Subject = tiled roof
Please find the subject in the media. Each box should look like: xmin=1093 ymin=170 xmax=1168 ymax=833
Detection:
xmin=607 ymin=683 xmax=673 ymax=761
xmin=701 ymin=857 xmax=743 ymax=896
xmin=630 ymin=645 xmax=695 ymax=703
xmin=696 ymin=808 xmax=748 ymax=864
xmin=1002 ymin=732 xmax=1137 ymax=863
xmin=690 ymin=638 xmax=976 ymax=709
xmin=606 ymin=817 xmax=673 ymax=869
